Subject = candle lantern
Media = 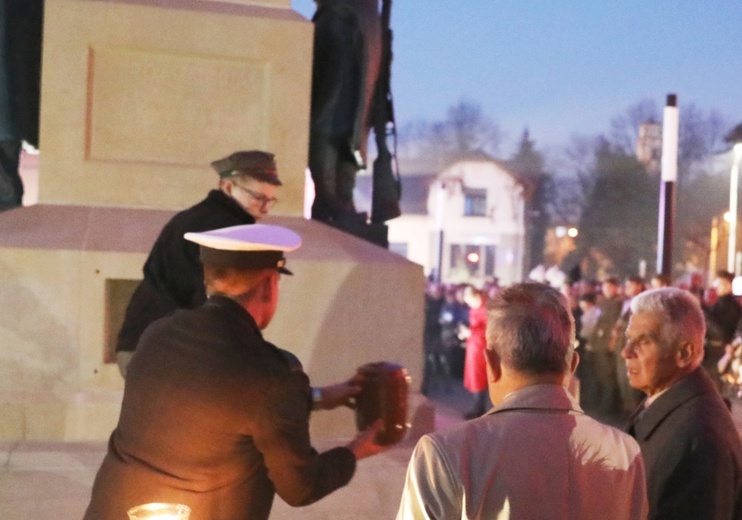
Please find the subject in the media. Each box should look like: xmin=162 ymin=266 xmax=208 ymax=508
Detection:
xmin=127 ymin=503 xmax=191 ymax=520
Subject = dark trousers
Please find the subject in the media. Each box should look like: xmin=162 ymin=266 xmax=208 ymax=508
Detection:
xmin=593 ymin=350 xmax=620 ymax=416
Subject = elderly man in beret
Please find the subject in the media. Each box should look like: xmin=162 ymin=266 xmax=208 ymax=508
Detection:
xmin=115 ymin=151 xmax=282 ymax=375
xmin=84 ymin=224 xmax=388 ymax=520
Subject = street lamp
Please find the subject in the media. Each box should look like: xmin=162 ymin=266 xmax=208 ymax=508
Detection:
xmin=725 ymin=123 xmax=742 ymax=273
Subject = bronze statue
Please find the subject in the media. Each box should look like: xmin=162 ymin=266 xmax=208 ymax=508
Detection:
xmin=0 ymin=0 xmax=43 ymax=210
xmin=309 ymin=0 xmax=400 ymax=224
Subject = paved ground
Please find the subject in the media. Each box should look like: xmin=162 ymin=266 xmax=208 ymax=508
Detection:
xmin=2 ymin=375 xmax=741 ymax=520
xmin=0 ymin=377 xmax=470 ymax=520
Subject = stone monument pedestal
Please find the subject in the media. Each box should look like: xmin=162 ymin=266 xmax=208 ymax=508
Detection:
xmin=0 ymin=0 xmax=430 ymax=442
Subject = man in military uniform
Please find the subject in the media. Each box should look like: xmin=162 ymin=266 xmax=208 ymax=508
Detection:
xmin=85 ymin=224 xmax=388 ymax=520
xmin=115 ymin=151 xmax=281 ymax=375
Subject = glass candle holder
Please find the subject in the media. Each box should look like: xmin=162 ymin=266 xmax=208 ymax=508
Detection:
xmin=127 ymin=503 xmax=191 ymax=520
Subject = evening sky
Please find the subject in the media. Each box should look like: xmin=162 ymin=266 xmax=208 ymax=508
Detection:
xmin=292 ymin=1 xmax=742 ymax=157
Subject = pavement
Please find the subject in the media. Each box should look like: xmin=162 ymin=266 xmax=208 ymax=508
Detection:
xmin=2 ymin=375 xmax=741 ymax=520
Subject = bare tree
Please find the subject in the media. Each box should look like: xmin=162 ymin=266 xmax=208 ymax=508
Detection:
xmin=397 ymin=99 xmax=503 ymax=168
xmin=609 ymin=98 xmax=660 ymax=154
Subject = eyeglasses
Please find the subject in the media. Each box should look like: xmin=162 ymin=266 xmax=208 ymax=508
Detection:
xmin=232 ymin=183 xmax=278 ymax=208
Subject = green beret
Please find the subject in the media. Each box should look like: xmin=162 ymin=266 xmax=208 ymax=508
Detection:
xmin=210 ymin=150 xmax=282 ymax=186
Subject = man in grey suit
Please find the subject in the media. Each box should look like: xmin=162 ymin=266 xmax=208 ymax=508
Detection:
xmin=623 ymin=287 xmax=742 ymax=520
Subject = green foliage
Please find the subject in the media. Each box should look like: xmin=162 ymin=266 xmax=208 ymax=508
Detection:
xmin=576 ymin=140 xmax=659 ymax=277
xmin=508 ymin=130 xmax=550 ymax=269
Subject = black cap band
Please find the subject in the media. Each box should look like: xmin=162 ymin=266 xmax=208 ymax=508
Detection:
xmin=199 ymin=246 xmax=292 ymax=274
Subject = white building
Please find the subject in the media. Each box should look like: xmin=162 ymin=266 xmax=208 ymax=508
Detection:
xmin=356 ymin=153 xmax=526 ymax=286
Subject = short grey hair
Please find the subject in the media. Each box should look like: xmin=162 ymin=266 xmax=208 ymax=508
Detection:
xmin=486 ymin=282 xmax=575 ymax=375
xmin=630 ymin=287 xmax=705 ymax=367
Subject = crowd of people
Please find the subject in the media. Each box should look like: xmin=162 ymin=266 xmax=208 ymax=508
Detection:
xmin=423 ymin=269 xmax=742 ymax=423
xmin=84 ymin=148 xmax=742 ymax=518
xmin=415 ymin=277 xmax=742 ymax=519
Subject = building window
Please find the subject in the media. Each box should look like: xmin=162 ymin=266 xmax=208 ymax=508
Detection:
xmin=449 ymin=243 xmax=496 ymax=280
xmin=464 ymin=189 xmax=487 ymax=217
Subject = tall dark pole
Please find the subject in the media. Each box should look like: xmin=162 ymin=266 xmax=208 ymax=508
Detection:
xmin=657 ymin=94 xmax=678 ymax=276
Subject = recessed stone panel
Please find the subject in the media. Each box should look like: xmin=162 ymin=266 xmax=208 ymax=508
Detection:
xmin=87 ymin=46 xmax=269 ymax=166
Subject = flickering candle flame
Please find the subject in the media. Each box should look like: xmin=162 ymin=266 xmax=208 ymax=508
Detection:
xmin=127 ymin=503 xmax=191 ymax=520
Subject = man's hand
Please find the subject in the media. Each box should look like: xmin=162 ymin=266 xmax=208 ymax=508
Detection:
xmin=317 ymin=373 xmax=363 ymax=410
xmin=346 ymin=419 xmax=388 ymax=460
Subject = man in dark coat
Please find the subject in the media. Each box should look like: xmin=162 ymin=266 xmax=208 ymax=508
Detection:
xmin=115 ymin=150 xmax=281 ymax=375
xmin=85 ymin=224 xmax=387 ymax=520
xmin=623 ymin=287 xmax=742 ymax=520
xmin=703 ymin=270 xmax=742 ymax=390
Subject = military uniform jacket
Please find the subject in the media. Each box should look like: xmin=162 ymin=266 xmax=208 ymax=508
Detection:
xmin=116 ymin=190 xmax=255 ymax=352
xmin=627 ymin=367 xmax=742 ymax=520
xmin=85 ymin=296 xmax=356 ymax=520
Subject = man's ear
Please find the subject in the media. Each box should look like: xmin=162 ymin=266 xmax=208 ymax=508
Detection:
xmin=675 ymin=341 xmax=695 ymax=368
xmin=259 ymin=272 xmax=275 ymax=303
xmin=484 ymin=348 xmax=502 ymax=383
xmin=569 ymin=350 xmax=580 ymax=375
xmin=220 ymin=178 xmax=234 ymax=194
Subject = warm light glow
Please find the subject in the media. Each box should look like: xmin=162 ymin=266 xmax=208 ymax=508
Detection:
xmin=466 ymin=252 xmax=480 ymax=263
xmin=127 ymin=503 xmax=191 ymax=520
xmin=725 ymin=211 xmax=733 ymax=223
xmin=567 ymin=227 xmax=578 ymax=238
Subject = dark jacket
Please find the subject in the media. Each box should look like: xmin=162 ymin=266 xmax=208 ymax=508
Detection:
xmin=86 ymin=296 xmax=356 ymax=520
xmin=627 ymin=367 xmax=742 ymax=520
xmin=592 ymin=295 xmax=623 ymax=353
xmin=116 ymin=190 xmax=254 ymax=352
xmin=705 ymin=293 xmax=742 ymax=346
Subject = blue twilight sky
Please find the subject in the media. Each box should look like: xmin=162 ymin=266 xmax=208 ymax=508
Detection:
xmin=291 ymin=1 xmax=742 ymax=159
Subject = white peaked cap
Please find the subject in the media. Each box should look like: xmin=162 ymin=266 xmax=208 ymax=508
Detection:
xmin=184 ymin=224 xmax=302 ymax=252
xmin=184 ymin=224 xmax=301 ymax=274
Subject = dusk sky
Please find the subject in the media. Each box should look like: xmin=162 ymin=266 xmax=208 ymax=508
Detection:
xmin=292 ymin=1 xmax=742 ymax=161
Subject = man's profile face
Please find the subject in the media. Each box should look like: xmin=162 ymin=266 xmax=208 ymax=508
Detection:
xmin=622 ymin=311 xmax=680 ymax=396
xmin=625 ymin=281 xmax=643 ymax=298
xmin=715 ymin=277 xmax=733 ymax=296
xmin=602 ymin=282 xmax=618 ymax=298
xmin=227 ymin=177 xmax=278 ymax=221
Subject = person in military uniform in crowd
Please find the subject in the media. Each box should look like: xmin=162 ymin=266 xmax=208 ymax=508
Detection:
xmin=591 ymin=277 xmax=624 ymax=417
xmin=613 ymin=275 xmax=646 ymax=415
xmin=115 ymin=150 xmax=281 ymax=375
xmin=85 ymin=224 xmax=388 ymax=520
xmin=703 ymin=270 xmax=742 ymax=392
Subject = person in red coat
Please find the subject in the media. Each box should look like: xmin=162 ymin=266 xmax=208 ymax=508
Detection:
xmin=460 ymin=285 xmax=490 ymax=418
